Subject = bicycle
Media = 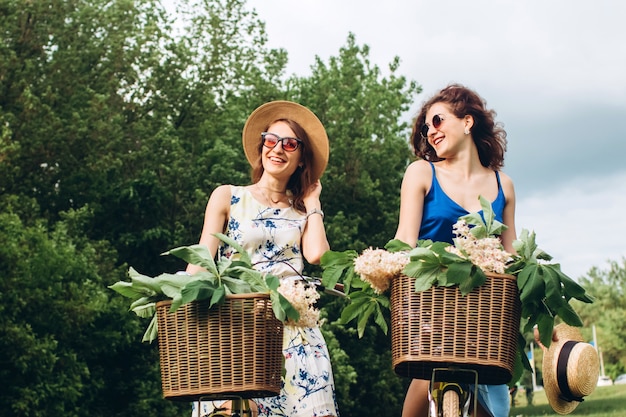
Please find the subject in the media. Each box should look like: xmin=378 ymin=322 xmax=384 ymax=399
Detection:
xmin=193 ymin=395 xmax=256 ymax=417
xmin=429 ymin=368 xmax=478 ymax=417
xmin=390 ymin=272 xmax=521 ymax=417
xmin=182 ymin=278 xmax=345 ymax=417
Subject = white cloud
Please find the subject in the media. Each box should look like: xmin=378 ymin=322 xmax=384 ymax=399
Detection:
xmin=165 ymin=0 xmax=626 ymax=276
xmin=516 ymin=173 xmax=626 ymax=279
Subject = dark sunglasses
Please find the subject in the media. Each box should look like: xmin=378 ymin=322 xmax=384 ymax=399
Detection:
xmin=261 ymin=132 xmax=302 ymax=152
xmin=420 ymin=114 xmax=445 ymax=139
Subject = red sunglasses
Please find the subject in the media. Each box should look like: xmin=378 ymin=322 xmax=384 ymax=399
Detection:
xmin=261 ymin=132 xmax=302 ymax=152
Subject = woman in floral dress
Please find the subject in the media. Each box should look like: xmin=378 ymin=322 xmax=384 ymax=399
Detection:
xmin=187 ymin=101 xmax=338 ymax=417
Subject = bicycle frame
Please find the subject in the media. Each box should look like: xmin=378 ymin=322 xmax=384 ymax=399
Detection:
xmin=430 ymin=368 xmax=479 ymax=417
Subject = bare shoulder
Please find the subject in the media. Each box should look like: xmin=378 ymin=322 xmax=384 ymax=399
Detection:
xmin=402 ymin=159 xmax=433 ymax=188
xmin=210 ymin=184 xmax=232 ymax=198
xmin=207 ymin=184 xmax=232 ymax=208
xmin=404 ymin=159 xmax=433 ymax=178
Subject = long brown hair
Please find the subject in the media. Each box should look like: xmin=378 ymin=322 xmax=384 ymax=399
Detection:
xmin=410 ymin=83 xmax=508 ymax=170
xmin=250 ymin=119 xmax=315 ymax=213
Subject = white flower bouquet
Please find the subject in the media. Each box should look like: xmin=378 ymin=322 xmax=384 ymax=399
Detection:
xmin=321 ymin=196 xmax=594 ymax=380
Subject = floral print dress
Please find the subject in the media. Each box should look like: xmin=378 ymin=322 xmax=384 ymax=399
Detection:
xmin=192 ymin=185 xmax=338 ymax=417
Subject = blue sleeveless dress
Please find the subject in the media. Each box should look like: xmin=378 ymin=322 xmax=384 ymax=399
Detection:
xmin=420 ymin=162 xmax=510 ymax=417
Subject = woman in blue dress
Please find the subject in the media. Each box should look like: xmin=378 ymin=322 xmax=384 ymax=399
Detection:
xmin=187 ymin=101 xmax=338 ymax=417
xmin=394 ymin=84 xmax=517 ymax=417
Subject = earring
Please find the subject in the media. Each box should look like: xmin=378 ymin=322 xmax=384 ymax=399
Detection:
xmin=464 ymin=128 xmax=470 ymax=135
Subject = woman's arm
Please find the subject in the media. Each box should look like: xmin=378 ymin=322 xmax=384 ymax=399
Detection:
xmin=301 ymin=180 xmax=330 ymax=265
xmin=186 ymin=184 xmax=231 ymax=275
xmin=499 ymin=172 xmax=517 ymax=254
xmin=394 ymin=160 xmax=431 ymax=248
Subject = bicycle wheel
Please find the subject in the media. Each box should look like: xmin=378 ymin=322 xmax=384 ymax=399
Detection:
xmin=441 ymin=388 xmax=460 ymax=417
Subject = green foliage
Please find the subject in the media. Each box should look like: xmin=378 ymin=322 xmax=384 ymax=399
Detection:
xmin=509 ymin=229 xmax=595 ymax=352
xmin=291 ymin=33 xmax=421 ymax=252
xmin=109 ymin=234 xmax=300 ymax=342
xmin=572 ymin=258 xmax=626 ymax=379
xmin=321 ymin=250 xmax=390 ymax=338
xmin=0 ymin=196 xmax=162 ymax=416
xmin=13 ymin=0 xmax=614 ymax=415
xmin=321 ymin=196 xmax=596 ymax=389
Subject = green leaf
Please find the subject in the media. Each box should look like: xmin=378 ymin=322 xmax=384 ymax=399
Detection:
xmin=270 ymin=291 xmax=299 ymax=323
xmin=154 ymin=272 xmax=197 ymax=299
xmin=320 ymin=249 xmax=358 ymax=292
xmin=542 ymin=266 xmax=564 ymax=308
xmin=222 ymin=275 xmax=256 ymax=294
xmin=214 ymin=232 xmax=252 ymax=266
xmin=209 ymin=285 xmax=226 ymax=308
xmin=129 ymin=296 xmax=153 ymax=311
xmin=556 ymin=302 xmax=584 ymax=327
xmin=445 ymin=261 xmax=473 ymax=287
xmin=109 ymin=280 xmax=154 ymax=300
xmin=269 ymin=291 xmax=286 ymax=322
xmin=264 ymin=274 xmax=281 ymax=291
xmin=127 ymin=267 xmax=164 ymax=290
xmin=373 ymin=304 xmax=389 ymax=335
xmin=131 ymin=302 xmax=156 ymax=319
xmin=519 ymin=266 xmax=545 ymax=305
xmin=536 ymin=314 xmax=555 ymax=348
xmin=356 ymin=302 xmax=376 ymax=338
xmin=385 ymin=239 xmax=412 ymax=252
xmin=413 ymin=272 xmax=439 ymax=292
xmin=458 ymin=266 xmax=486 ymax=295
xmin=404 ymin=257 xmax=442 ymax=279
xmin=339 ymin=293 xmax=372 ymax=325
xmin=180 ymin=279 xmax=219 ymax=304
xmin=407 ymin=246 xmax=437 ymax=262
xmin=556 ymin=267 xmax=595 ymax=303
xmin=516 ymin=263 xmax=535 ymax=292
xmin=165 ymin=245 xmax=218 ymax=276
xmin=141 ymin=315 xmax=159 ymax=343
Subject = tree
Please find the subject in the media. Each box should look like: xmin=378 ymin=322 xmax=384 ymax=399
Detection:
xmin=286 ymin=33 xmax=421 ymax=415
xmin=572 ymin=258 xmax=626 ymax=378
xmin=291 ymin=33 xmax=421 ymax=252
xmin=0 ymin=195 xmax=185 ymax=417
xmin=1 ymin=0 xmax=424 ymax=415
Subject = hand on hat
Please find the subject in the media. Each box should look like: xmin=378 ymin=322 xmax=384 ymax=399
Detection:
xmin=303 ymin=180 xmax=323 ymax=208
xmin=534 ymin=326 xmax=559 ymax=350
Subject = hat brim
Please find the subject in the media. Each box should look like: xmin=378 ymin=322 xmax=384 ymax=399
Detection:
xmin=543 ymin=324 xmax=599 ymax=415
xmin=242 ymin=101 xmax=329 ymax=180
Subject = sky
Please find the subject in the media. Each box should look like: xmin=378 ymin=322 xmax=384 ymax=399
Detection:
xmin=167 ymin=0 xmax=626 ymax=279
xmin=244 ymin=0 xmax=626 ymax=280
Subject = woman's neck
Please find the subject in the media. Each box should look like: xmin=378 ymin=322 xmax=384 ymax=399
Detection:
xmin=255 ymin=179 xmax=289 ymax=206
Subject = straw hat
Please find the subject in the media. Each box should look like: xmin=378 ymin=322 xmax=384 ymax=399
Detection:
xmin=542 ymin=323 xmax=600 ymax=415
xmin=242 ymin=101 xmax=329 ymax=180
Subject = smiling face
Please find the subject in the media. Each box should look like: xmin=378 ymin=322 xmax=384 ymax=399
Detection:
xmin=261 ymin=121 xmax=303 ymax=180
xmin=423 ymin=102 xmax=471 ymax=159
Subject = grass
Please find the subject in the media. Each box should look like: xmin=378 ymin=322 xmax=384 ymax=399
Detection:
xmin=509 ymin=384 xmax=626 ymax=416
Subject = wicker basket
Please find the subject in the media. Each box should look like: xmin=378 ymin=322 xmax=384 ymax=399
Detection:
xmin=390 ymin=272 xmax=521 ymax=385
xmin=156 ymin=294 xmax=284 ymax=401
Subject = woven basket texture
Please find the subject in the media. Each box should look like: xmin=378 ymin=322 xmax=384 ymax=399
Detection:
xmin=156 ymin=294 xmax=283 ymax=401
xmin=391 ymin=273 xmax=521 ymax=385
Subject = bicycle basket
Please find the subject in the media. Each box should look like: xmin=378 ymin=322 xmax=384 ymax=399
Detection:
xmin=390 ymin=273 xmax=521 ymax=385
xmin=156 ymin=294 xmax=284 ymax=401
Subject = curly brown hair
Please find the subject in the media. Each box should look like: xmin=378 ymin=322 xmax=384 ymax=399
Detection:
xmin=410 ymin=83 xmax=508 ymax=170
xmin=250 ymin=119 xmax=315 ymax=213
